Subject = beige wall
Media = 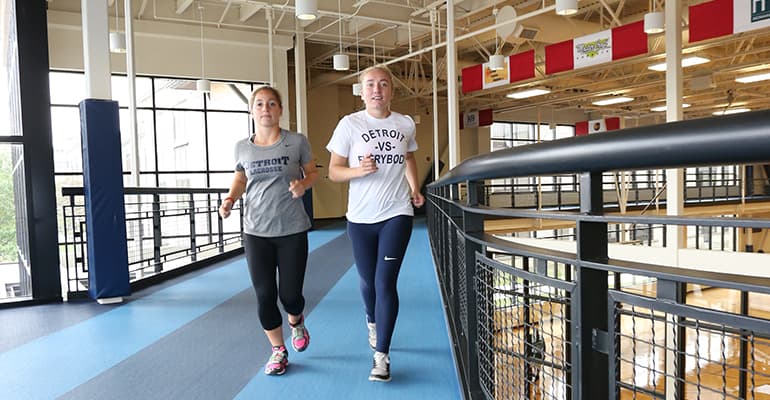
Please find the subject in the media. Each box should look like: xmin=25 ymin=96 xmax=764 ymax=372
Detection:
xmin=459 ymin=125 xmax=491 ymax=162
xmin=48 ymin=10 xmax=292 ymax=86
xmin=306 ymin=85 xmax=350 ymax=219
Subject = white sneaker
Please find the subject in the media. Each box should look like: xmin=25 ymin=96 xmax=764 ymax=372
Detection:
xmin=369 ymin=351 xmax=391 ymax=382
xmin=367 ymin=321 xmax=377 ymax=350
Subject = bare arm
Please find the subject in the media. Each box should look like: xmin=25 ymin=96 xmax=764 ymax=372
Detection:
xmin=219 ymin=170 xmax=247 ymax=219
xmin=289 ymin=159 xmax=320 ymax=198
xmin=327 ymin=151 xmax=377 ymax=183
xmin=405 ymin=152 xmax=424 ymax=207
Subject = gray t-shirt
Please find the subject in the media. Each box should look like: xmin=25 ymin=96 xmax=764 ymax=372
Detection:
xmin=234 ymin=129 xmax=313 ymax=237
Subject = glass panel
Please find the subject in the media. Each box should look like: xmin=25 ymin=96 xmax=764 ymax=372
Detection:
xmin=1 ymin=0 xmax=21 ymax=138
xmin=118 ymin=109 xmax=157 ymax=181
xmin=54 ymin=174 xmax=84 ymax=241
xmin=536 ymin=123 xmax=554 ymax=141
xmin=49 ymin=71 xmax=87 ymax=105
xmin=111 ymin=75 xmax=154 ymax=108
xmin=490 ymin=122 xmax=511 ymax=139
xmin=0 ymin=144 xmax=31 ymax=300
xmin=209 ymin=172 xmax=235 ymax=189
xmin=155 ymin=110 xmax=206 ymax=171
xmin=51 ymin=106 xmax=83 ymax=172
xmin=555 ymin=125 xmax=574 ymax=139
xmin=137 ymin=109 xmax=156 ymax=172
xmin=207 ymin=111 xmax=251 ymax=171
xmin=207 ymin=82 xmax=251 ymax=111
xmin=119 ymin=108 xmax=133 ymax=174
xmin=491 ymin=139 xmax=511 ymax=152
xmin=154 ymin=78 xmax=204 ymax=109
xmin=140 ymin=173 xmax=156 ymax=187
xmin=157 ymin=173 xmax=207 ymax=188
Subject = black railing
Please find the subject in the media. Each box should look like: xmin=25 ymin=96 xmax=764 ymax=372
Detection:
xmin=60 ymin=187 xmax=243 ymax=298
xmin=482 ymin=167 xmax=758 ymax=210
xmin=427 ymin=110 xmax=770 ymax=400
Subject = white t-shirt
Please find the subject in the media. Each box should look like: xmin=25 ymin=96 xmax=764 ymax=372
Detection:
xmin=326 ymin=110 xmax=418 ymax=224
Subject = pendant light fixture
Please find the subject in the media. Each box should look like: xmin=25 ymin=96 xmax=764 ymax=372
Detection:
xmin=295 ymin=0 xmax=318 ymax=21
xmin=489 ymin=55 xmax=504 ymax=70
xmin=555 ymin=0 xmax=578 ymax=16
xmin=196 ymin=3 xmax=211 ymax=93
xmin=109 ymin=0 xmax=126 ymax=53
xmin=333 ymin=0 xmax=349 ymax=71
xmin=644 ymin=1 xmax=664 ymax=34
xmin=488 ymin=4 xmax=504 ymax=71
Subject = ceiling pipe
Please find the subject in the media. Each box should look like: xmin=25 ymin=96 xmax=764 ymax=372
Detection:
xmin=314 ymin=4 xmax=555 ymax=89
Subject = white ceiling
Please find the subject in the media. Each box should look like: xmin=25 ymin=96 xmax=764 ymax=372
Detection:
xmin=47 ymin=0 xmax=770 ymax=123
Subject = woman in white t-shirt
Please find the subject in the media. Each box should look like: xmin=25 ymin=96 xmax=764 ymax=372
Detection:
xmin=326 ymin=65 xmax=424 ymax=382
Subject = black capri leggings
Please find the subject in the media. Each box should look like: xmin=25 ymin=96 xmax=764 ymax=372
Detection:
xmin=242 ymin=231 xmax=309 ymax=331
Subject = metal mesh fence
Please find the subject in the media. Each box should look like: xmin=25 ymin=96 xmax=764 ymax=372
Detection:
xmin=612 ymin=290 xmax=770 ymax=400
xmin=476 ymin=253 xmax=574 ymax=399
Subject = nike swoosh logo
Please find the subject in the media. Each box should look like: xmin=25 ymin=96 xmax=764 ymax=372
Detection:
xmin=384 ymin=256 xmax=398 ymax=261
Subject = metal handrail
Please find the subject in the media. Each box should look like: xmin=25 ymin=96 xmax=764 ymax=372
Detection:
xmin=431 ymin=109 xmax=770 ymax=187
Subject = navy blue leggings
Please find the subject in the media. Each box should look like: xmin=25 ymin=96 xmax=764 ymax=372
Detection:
xmin=347 ymin=215 xmax=413 ymax=353
xmin=242 ymin=231 xmax=308 ymax=331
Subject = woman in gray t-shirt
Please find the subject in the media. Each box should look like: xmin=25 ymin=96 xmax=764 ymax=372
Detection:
xmin=219 ymin=86 xmax=318 ymax=376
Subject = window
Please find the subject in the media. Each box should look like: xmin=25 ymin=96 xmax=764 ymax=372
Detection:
xmin=49 ymin=72 xmax=263 ymax=278
xmin=49 ymin=72 xmax=260 ymax=187
xmin=489 ymin=122 xmax=576 ymax=195
xmin=0 ymin=0 xmax=32 ymax=301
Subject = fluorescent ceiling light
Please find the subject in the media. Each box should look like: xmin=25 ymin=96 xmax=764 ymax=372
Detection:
xmin=506 ymin=88 xmax=550 ymax=99
xmin=735 ymin=72 xmax=770 ymax=83
xmin=713 ymin=108 xmax=750 ymax=115
xmin=650 ymin=103 xmax=691 ymax=112
xmin=648 ymin=56 xmax=710 ymax=72
xmin=592 ymin=96 xmax=634 ymax=106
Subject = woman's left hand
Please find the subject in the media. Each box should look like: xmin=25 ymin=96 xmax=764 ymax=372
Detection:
xmin=411 ymin=191 xmax=425 ymax=208
xmin=289 ymin=180 xmax=306 ymax=199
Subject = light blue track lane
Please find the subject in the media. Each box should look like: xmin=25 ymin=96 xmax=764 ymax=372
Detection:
xmin=235 ymin=222 xmax=462 ymax=400
xmin=0 ymin=227 xmax=345 ymax=400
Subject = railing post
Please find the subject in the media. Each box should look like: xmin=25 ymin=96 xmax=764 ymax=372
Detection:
xmin=464 ymin=180 xmax=484 ymax=399
xmin=217 ymin=195 xmax=225 ymax=253
xmin=152 ymin=193 xmax=162 ymax=273
xmin=576 ymin=171 xmax=609 ymax=400
xmin=189 ymin=193 xmax=197 ymax=262
xmin=657 ymin=279 xmax=686 ymax=400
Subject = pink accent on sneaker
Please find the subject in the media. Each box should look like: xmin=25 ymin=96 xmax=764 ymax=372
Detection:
xmin=290 ymin=315 xmax=310 ymax=352
xmin=265 ymin=345 xmax=288 ymax=376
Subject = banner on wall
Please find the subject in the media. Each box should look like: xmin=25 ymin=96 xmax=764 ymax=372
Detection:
xmin=574 ymin=30 xmax=613 ymax=69
xmin=690 ymin=0 xmax=770 ymax=42
xmin=461 ymin=50 xmax=535 ymax=94
xmin=460 ymin=109 xmax=493 ymax=129
xmin=545 ymin=21 xmax=647 ymax=75
xmin=735 ymin=0 xmax=770 ymax=32
xmin=483 ymin=58 xmax=510 ymax=90
xmin=575 ymin=116 xmax=621 ymax=136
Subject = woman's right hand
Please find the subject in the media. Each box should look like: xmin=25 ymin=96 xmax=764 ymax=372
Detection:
xmin=219 ymin=199 xmax=233 ymax=219
xmin=359 ymin=153 xmax=378 ymax=177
